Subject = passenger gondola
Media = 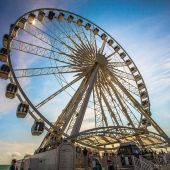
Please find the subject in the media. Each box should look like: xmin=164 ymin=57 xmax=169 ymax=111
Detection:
xmin=67 ymin=15 xmax=74 ymax=23
xmin=108 ymin=39 xmax=114 ymax=46
xmin=0 ymin=64 xmax=10 ymax=79
xmin=0 ymin=48 xmax=8 ymax=62
xmin=28 ymin=13 xmax=36 ymax=24
xmin=31 ymin=120 xmax=45 ymax=136
xmin=48 ymin=11 xmax=55 ymax=20
xmin=101 ymin=33 xmax=107 ymax=40
xmin=114 ymin=45 xmax=120 ymax=52
xmin=85 ymin=23 xmax=91 ymax=30
xmin=93 ymin=28 xmax=99 ymax=35
xmin=10 ymin=24 xmax=20 ymax=38
xmin=5 ymin=83 xmax=18 ymax=99
xmin=17 ymin=17 xmax=27 ymax=29
xmin=16 ymin=102 xmax=29 ymax=118
xmin=58 ymin=13 xmax=65 ymax=21
xmin=76 ymin=19 xmax=83 ymax=26
xmin=3 ymin=34 xmax=12 ymax=49
xmin=37 ymin=11 xmax=45 ymax=22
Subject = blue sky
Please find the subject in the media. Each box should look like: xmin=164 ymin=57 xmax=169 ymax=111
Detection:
xmin=0 ymin=0 xmax=170 ymax=164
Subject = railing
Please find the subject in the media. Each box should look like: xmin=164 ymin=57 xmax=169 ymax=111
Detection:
xmin=139 ymin=156 xmax=160 ymax=169
xmin=132 ymin=156 xmax=153 ymax=170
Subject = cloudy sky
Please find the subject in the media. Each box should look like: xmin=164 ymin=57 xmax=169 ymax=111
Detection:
xmin=0 ymin=0 xmax=170 ymax=164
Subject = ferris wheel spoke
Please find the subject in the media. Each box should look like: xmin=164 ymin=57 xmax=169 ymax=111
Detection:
xmin=55 ymin=76 xmax=90 ymax=135
xmin=61 ymin=22 xmax=95 ymax=62
xmin=14 ymin=65 xmax=76 ymax=78
xmin=99 ymin=73 xmax=124 ymax=126
xmin=109 ymin=67 xmax=135 ymax=80
xmin=98 ymin=40 xmax=107 ymax=54
xmin=104 ymin=80 xmax=143 ymax=146
xmin=12 ymin=39 xmax=72 ymax=65
xmin=51 ymin=21 xmax=83 ymax=50
xmin=107 ymin=69 xmax=139 ymax=96
xmin=48 ymin=21 xmax=94 ymax=64
xmin=106 ymin=51 xmax=116 ymax=59
xmin=26 ymin=22 xmax=79 ymax=55
xmin=106 ymin=69 xmax=169 ymax=138
xmin=108 ymin=62 xmax=126 ymax=67
xmin=90 ymin=30 xmax=97 ymax=54
xmin=73 ymin=24 xmax=95 ymax=57
xmin=99 ymin=86 xmax=120 ymax=126
xmin=108 ymin=68 xmax=140 ymax=96
xmin=94 ymin=85 xmax=108 ymax=127
xmin=77 ymin=26 xmax=94 ymax=54
xmin=24 ymin=24 xmax=76 ymax=57
xmin=103 ymin=83 xmax=124 ymax=126
xmin=106 ymin=77 xmax=137 ymax=127
xmin=35 ymin=75 xmax=84 ymax=109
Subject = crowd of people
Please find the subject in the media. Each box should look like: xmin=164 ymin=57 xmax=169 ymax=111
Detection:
xmin=75 ymin=146 xmax=170 ymax=170
xmin=10 ymin=145 xmax=170 ymax=170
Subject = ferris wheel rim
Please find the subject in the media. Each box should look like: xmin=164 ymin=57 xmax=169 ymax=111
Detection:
xmin=7 ymin=8 xmax=150 ymax=133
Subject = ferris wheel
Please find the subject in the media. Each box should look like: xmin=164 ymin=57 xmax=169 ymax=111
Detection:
xmin=0 ymin=8 xmax=169 ymax=150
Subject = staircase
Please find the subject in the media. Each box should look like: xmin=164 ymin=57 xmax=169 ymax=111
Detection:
xmin=115 ymin=155 xmax=156 ymax=170
xmin=132 ymin=156 xmax=153 ymax=170
xmin=139 ymin=156 xmax=160 ymax=169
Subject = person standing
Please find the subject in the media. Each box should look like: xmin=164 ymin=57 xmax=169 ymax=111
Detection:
xmin=92 ymin=158 xmax=97 ymax=170
xmin=9 ymin=159 xmax=18 ymax=170
xmin=83 ymin=147 xmax=88 ymax=169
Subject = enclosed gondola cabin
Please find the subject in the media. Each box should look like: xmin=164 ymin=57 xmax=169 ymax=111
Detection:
xmin=125 ymin=59 xmax=132 ymax=66
xmin=67 ymin=15 xmax=74 ymax=23
xmin=0 ymin=64 xmax=10 ymax=79
xmin=140 ymin=91 xmax=147 ymax=99
xmin=28 ymin=13 xmax=36 ymax=24
xmin=93 ymin=28 xmax=99 ymax=35
xmin=17 ymin=18 xmax=27 ymax=29
xmin=5 ymin=83 xmax=18 ymax=99
xmin=130 ymin=67 xmax=137 ymax=74
xmin=142 ymin=100 xmax=149 ymax=108
xmin=76 ymin=19 xmax=83 ymax=26
xmin=85 ymin=23 xmax=91 ymax=30
xmin=16 ymin=103 xmax=29 ymax=118
xmin=0 ymin=48 xmax=8 ymax=62
xmin=101 ymin=33 xmax=107 ymax=41
xmin=3 ymin=34 xmax=12 ymax=49
xmin=37 ymin=11 xmax=45 ymax=22
xmin=120 ymin=52 xmax=126 ymax=59
xmin=10 ymin=24 xmax=20 ymax=38
xmin=31 ymin=120 xmax=45 ymax=136
xmin=107 ymin=39 xmax=114 ymax=46
xmin=58 ymin=13 xmax=65 ymax=22
xmin=48 ymin=11 xmax=55 ymax=20
xmin=114 ymin=45 xmax=120 ymax=52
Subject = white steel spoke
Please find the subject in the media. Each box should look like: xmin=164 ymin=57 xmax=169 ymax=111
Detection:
xmin=109 ymin=67 xmax=134 ymax=80
xmin=24 ymin=24 xmax=79 ymax=62
xmin=14 ymin=66 xmax=76 ymax=78
xmin=36 ymin=75 xmax=84 ymax=109
xmin=98 ymin=40 xmax=107 ymax=54
xmin=26 ymin=22 xmax=78 ymax=55
xmin=108 ymin=62 xmax=126 ymax=67
xmin=107 ymin=69 xmax=170 ymax=141
xmin=93 ymin=85 xmax=108 ymax=128
xmin=12 ymin=39 xmax=72 ymax=65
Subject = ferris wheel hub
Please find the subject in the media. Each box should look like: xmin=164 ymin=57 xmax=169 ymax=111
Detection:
xmin=96 ymin=53 xmax=108 ymax=67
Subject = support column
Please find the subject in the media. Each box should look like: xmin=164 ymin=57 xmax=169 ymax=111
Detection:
xmin=71 ymin=65 xmax=99 ymax=137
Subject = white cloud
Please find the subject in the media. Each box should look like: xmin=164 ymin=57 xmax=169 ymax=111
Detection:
xmin=0 ymin=140 xmax=38 ymax=164
xmin=0 ymin=80 xmax=19 ymax=117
